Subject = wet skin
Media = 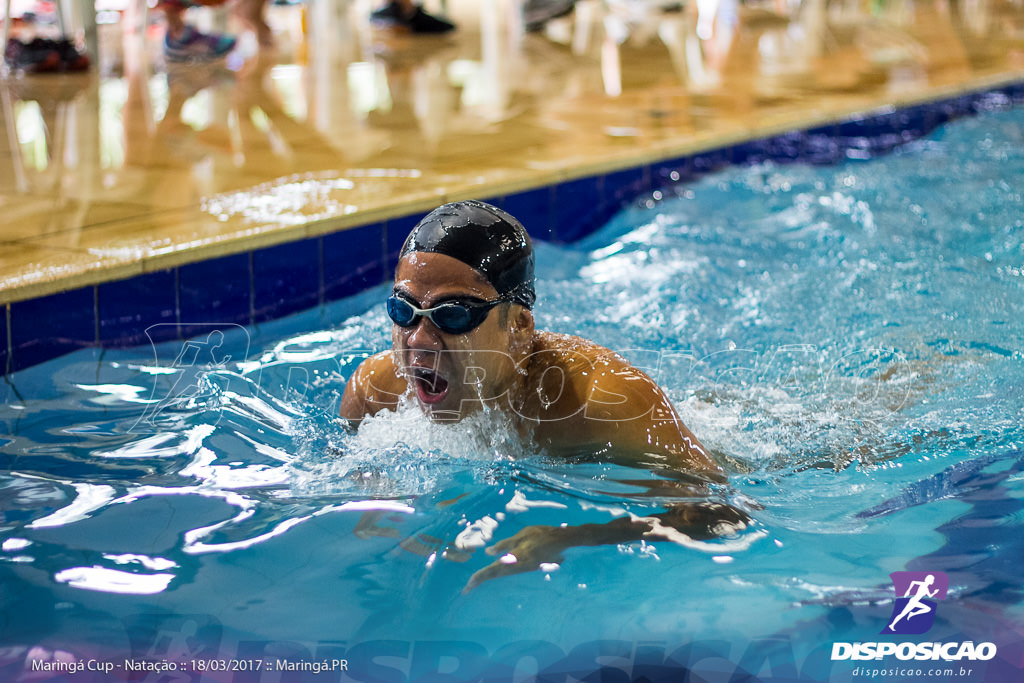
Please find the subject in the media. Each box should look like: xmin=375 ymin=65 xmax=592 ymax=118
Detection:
xmin=339 ymin=252 xmax=745 ymax=589
xmin=339 ymin=252 xmax=718 ymax=472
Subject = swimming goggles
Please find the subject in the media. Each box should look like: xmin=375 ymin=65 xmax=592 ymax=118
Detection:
xmin=386 ymin=295 xmax=507 ymax=335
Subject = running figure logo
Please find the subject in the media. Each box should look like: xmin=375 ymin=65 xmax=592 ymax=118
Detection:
xmin=883 ymin=571 xmax=949 ymax=635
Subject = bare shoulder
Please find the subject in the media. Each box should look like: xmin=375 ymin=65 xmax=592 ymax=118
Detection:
xmin=530 ymin=331 xmax=656 ymax=402
xmin=339 ymin=351 xmax=406 ymax=423
xmin=528 ymin=331 xmax=717 ymax=472
xmin=530 ymin=331 xmax=631 ymax=371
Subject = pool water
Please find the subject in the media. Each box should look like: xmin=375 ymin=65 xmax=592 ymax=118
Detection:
xmin=2 ymin=103 xmax=1024 ymax=682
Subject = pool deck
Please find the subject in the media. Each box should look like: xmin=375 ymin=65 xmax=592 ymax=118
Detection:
xmin=2 ymin=0 xmax=1023 ymax=305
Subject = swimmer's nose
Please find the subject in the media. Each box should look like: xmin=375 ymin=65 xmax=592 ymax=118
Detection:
xmin=403 ymin=315 xmax=444 ymax=350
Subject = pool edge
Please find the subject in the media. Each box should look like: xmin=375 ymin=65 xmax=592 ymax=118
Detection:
xmin=5 ymin=77 xmax=1024 ymax=375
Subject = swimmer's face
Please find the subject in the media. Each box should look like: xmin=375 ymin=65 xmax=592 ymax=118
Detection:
xmin=392 ymin=252 xmax=534 ymax=421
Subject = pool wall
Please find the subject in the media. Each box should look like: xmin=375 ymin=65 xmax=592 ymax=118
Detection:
xmin=4 ymin=82 xmax=1023 ymax=375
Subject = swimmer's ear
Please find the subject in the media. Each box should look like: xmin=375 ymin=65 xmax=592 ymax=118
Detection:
xmin=512 ymin=305 xmax=534 ymax=334
xmin=508 ymin=305 xmax=534 ymax=357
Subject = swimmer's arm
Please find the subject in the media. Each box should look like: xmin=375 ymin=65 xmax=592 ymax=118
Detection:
xmin=582 ymin=362 xmax=720 ymax=473
xmin=465 ymin=502 xmax=749 ymax=592
xmin=339 ymin=351 xmax=405 ymax=428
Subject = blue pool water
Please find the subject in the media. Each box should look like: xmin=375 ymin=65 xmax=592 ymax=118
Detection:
xmin=2 ymin=104 xmax=1024 ymax=682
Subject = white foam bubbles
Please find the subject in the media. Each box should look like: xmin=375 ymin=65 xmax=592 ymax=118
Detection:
xmin=288 ymin=398 xmax=536 ymax=498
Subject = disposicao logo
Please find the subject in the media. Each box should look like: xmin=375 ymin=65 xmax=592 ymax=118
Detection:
xmin=883 ymin=571 xmax=948 ymax=635
xmin=831 ymin=570 xmax=998 ymax=663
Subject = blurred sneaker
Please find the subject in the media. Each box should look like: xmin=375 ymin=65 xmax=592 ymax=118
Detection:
xmin=371 ymin=3 xmax=456 ymax=34
xmin=164 ymin=25 xmax=236 ymax=63
xmin=369 ymin=2 xmax=403 ymax=25
xmin=522 ymin=0 xmax=576 ymax=32
xmin=55 ymin=38 xmax=90 ymax=72
xmin=404 ymin=6 xmax=456 ymax=33
xmin=4 ymin=37 xmax=61 ymax=73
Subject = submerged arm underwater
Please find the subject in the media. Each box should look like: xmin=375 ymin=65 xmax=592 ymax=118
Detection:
xmin=464 ymin=495 xmax=752 ymax=592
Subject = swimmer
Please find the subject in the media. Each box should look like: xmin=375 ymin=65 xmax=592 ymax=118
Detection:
xmin=340 ymin=199 xmax=715 ymax=471
xmin=340 ymin=200 xmax=748 ymax=588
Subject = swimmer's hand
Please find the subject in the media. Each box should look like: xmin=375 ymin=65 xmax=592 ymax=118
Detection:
xmin=463 ymin=503 xmax=752 ymax=592
xmin=354 ymin=510 xmax=402 ymax=539
xmin=464 ymin=525 xmax=572 ymax=593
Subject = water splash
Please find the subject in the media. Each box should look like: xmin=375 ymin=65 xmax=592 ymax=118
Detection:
xmin=288 ymin=397 xmax=535 ymax=499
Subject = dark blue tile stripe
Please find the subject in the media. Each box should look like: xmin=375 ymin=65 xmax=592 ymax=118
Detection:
xmin=6 ymin=81 xmax=1023 ymax=373
xmin=2 ymin=304 xmax=9 ymax=376
xmin=179 ymin=252 xmax=253 ymax=338
xmin=324 ymin=222 xmax=386 ymax=303
xmin=504 ymin=185 xmax=554 ymax=242
xmin=98 ymin=270 xmax=178 ymax=348
xmin=385 ymin=214 xmax=421 ymax=274
xmin=252 ymin=236 xmax=320 ymax=324
xmin=10 ymin=287 xmax=96 ymax=372
xmin=552 ymin=175 xmax=604 ymax=244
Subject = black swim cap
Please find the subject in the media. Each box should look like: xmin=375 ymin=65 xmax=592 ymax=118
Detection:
xmin=399 ymin=200 xmax=536 ymax=309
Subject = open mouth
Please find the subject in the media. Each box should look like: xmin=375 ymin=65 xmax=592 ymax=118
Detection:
xmin=409 ymin=366 xmax=450 ymax=405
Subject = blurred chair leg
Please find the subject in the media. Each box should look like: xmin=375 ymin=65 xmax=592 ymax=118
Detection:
xmin=127 ymin=0 xmax=150 ymax=34
xmin=2 ymin=0 xmax=12 ymax=77
xmin=56 ymin=0 xmax=68 ymax=35
xmin=75 ymin=0 xmax=100 ymax=64
xmin=1 ymin=80 xmax=29 ymax=191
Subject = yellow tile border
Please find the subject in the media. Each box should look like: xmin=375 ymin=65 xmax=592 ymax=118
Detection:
xmin=0 ymin=257 xmax=146 ymax=305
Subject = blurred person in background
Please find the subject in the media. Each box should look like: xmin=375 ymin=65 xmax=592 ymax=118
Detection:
xmin=157 ymin=0 xmax=271 ymax=61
